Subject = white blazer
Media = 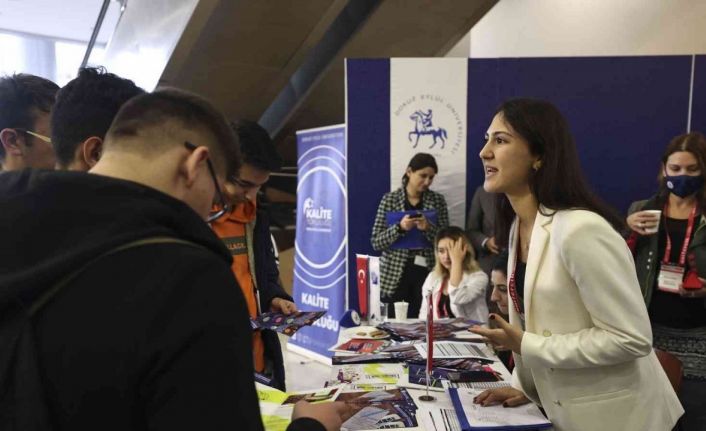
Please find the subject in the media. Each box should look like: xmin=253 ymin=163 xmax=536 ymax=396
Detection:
xmin=418 ymin=270 xmax=489 ymax=323
xmin=509 ymin=208 xmax=683 ymax=431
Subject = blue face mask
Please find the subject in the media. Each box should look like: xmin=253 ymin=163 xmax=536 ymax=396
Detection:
xmin=665 ymin=174 xmax=704 ymax=198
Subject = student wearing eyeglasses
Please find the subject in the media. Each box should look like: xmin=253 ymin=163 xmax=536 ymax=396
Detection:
xmin=0 ymin=90 xmax=341 ymax=431
xmin=0 ymin=73 xmax=59 ymax=171
xmin=210 ymin=120 xmax=297 ymax=391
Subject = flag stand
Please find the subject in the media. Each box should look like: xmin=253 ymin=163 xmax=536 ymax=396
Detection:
xmin=419 ymin=294 xmax=436 ymax=402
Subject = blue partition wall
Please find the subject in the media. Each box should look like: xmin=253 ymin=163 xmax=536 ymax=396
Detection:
xmin=347 ymin=55 xmax=699 ymax=312
xmin=346 ymin=59 xmax=390 ymax=309
xmin=466 ymin=56 xmax=693 ymax=214
xmin=692 ymin=55 xmax=706 ymax=135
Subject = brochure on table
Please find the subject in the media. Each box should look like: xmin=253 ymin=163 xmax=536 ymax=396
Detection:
xmin=256 ymin=383 xmax=344 ymax=431
xmin=448 ymin=388 xmax=551 ymax=431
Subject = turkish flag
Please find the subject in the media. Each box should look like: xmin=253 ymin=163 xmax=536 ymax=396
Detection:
xmin=356 ymin=255 xmax=369 ymax=317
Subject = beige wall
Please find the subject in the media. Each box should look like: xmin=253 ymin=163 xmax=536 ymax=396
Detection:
xmin=470 ymin=0 xmax=706 ymax=58
xmin=278 ymin=247 xmax=294 ymax=296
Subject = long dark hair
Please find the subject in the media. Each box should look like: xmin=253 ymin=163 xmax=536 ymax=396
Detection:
xmin=493 ymin=99 xmax=625 ymax=245
xmin=655 ymin=132 xmax=706 ymax=213
xmin=401 ymin=152 xmax=438 ymax=187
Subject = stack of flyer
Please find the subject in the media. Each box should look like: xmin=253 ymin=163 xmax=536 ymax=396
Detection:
xmin=256 ymin=383 xmax=343 ymax=431
xmin=257 ymin=380 xmax=421 ymax=431
xmin=338 ymin=386 xmax=419 ymax=430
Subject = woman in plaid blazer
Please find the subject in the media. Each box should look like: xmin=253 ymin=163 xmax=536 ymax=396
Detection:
xmin=371 ymin=153 xmax=449 ymax=318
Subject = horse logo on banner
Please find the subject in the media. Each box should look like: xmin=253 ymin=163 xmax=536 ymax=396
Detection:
xmin=408 ymin=109 xmax=448 ymax=149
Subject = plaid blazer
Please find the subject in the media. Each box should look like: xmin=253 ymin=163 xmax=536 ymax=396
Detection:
xmin=370 ymin=187 xmax=449 ymax=298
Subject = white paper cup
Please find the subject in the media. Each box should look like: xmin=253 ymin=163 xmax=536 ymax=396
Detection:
xmin=643 ymin=210 xmax=661 ymax=234
xmin=394 ymin=301 xmax=409 ymax=320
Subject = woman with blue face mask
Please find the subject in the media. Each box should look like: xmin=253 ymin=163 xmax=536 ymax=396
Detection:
xmin=626 ymin=131 xmax=706 ymax=431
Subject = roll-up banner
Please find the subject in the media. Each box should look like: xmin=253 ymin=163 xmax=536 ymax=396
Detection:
xmin=289 ymin=124 xmax=347 ymax=361
xmin=389 ymin=58 xmax=468 ymax=227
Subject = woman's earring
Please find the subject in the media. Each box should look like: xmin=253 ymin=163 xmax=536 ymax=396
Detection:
xmin=533 ymin=161 xmax=542 ymax=171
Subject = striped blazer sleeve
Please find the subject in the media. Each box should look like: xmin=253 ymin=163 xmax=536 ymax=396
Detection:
xmin=371 ymin=192 xmax=402 ymax=251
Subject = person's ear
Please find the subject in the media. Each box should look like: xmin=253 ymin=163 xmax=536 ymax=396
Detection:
xmin=182 ymin=145 xmax=210 ymax=188
xmin=82 ymin=136 xmax=103 ymax=168
xmin=0 ymin=128 xmax=24 ymax=157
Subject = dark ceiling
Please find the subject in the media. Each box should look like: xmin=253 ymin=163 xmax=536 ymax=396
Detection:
xmin=156 ymin=0 xmax=497 ymax=165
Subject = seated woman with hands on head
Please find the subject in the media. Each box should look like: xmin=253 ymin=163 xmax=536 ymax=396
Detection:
xmin=418 ymin=226 xmax=488 ymax=323
xmin=467 ymin=98 xmax=683 ymax=431
xmin=626 ymin=131 xmax=706 ymax=431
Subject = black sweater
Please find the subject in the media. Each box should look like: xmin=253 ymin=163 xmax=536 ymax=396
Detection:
xmin=0 ymin=170 xmax=322 ymax=431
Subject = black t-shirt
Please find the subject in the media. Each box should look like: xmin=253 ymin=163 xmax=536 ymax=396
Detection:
xmin=404 ymin=195 xmax=426 ymax=258
xmin=650 ymin=216 xmax=706 ymax=328
xmin=404 ymin=196 xmax=424 ymax=211
xmin=438 ymin=292 xmax=456 ymax=318
xmin=510 ymin=259 xmax=527 ymax=313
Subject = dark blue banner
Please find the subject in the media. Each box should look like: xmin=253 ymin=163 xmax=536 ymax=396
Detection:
xmin=289 ymin=125 xmax=347 ymax=359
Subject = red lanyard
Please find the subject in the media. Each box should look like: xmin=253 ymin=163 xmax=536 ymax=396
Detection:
xmin=507 ymin=245 xmax=523 ymax=316
xmin=436 ymin=278 xmax=450 ymax=318
xmin=662 ymin=203 xmax=697 ymax=266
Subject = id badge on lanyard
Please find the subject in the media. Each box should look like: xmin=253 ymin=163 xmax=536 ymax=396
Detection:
xmin=657 ymin=264 xmax=684 ymax=293
xmin=657 ymin=204 xmax=697 ymax=293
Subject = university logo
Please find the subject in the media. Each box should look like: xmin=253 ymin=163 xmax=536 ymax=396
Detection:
xmin=408 ymin=109 xmax=448 ymax=149
xmin=393 ymin=93 xmax=463 ymax=154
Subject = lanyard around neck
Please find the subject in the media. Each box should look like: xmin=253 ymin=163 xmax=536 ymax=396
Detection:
xmin=662 ymin=202 xmax=697 ymax=266
xmin=508 ymin=243 xmax=524 ymax=316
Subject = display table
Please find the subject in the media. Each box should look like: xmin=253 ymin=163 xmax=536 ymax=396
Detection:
xmin=273 ymin=320 xmax=552 ymax=431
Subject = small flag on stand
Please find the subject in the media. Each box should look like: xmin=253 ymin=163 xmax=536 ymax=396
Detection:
xmin=355 ymin=255 xmax=369 ymax=318
xmin=420 ymin=293 xmax=435 ymax=401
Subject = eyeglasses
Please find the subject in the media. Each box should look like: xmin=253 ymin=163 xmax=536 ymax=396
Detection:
xmin=15 ymin=128 xmax=52 ymax=143
xmin=230 ymin=176 xmax=263 ymax=191
xmin=184 ymin=141 xmax=231 ymax=222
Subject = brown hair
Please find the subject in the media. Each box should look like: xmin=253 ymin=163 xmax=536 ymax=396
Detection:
xmin=401 ymin=152 xmax=438 ymax=187
xmin=656 ymin=132 xmax=706 ymax=212
xmin=493 ymin=99 xmax=625 ymax=246
xmin=0 ymin=73 xmax=59 ymax=159
xmin=106 ymin=88 xmax=240 ymax=178
xmin=433 ymin=226 xmax=480 ymax=277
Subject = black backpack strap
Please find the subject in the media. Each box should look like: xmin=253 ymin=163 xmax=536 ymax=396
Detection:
xmin=29 ymin=236 xmax=202 ymax=316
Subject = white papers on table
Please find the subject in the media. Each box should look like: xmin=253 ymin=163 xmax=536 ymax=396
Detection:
xmin=414 ymin=342 xmax=493 ymax=360
xmin=409 ymin=387 xmax=458 ymax=431
xmin=448 ymin=388 xmax=551 ymax=430
xmin=449 ymin=331 xmax=485 ymax=342
xmin=442 ymin=381 xmax=511 ymax=390
xmin=419 ymin=407 xmax=462 ymax=431
xmin=327 ymin=363 xmax=406 ymax=386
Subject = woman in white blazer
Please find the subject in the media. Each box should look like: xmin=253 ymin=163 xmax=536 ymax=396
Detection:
xmin=418 ymin=226 xmax=489 ymax=322
xmin=469 ymin=99 xmax=683 ymax=431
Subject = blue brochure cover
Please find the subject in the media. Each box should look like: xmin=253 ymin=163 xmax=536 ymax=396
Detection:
xmin=385 ymin=210 xmax=438 ymax=250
